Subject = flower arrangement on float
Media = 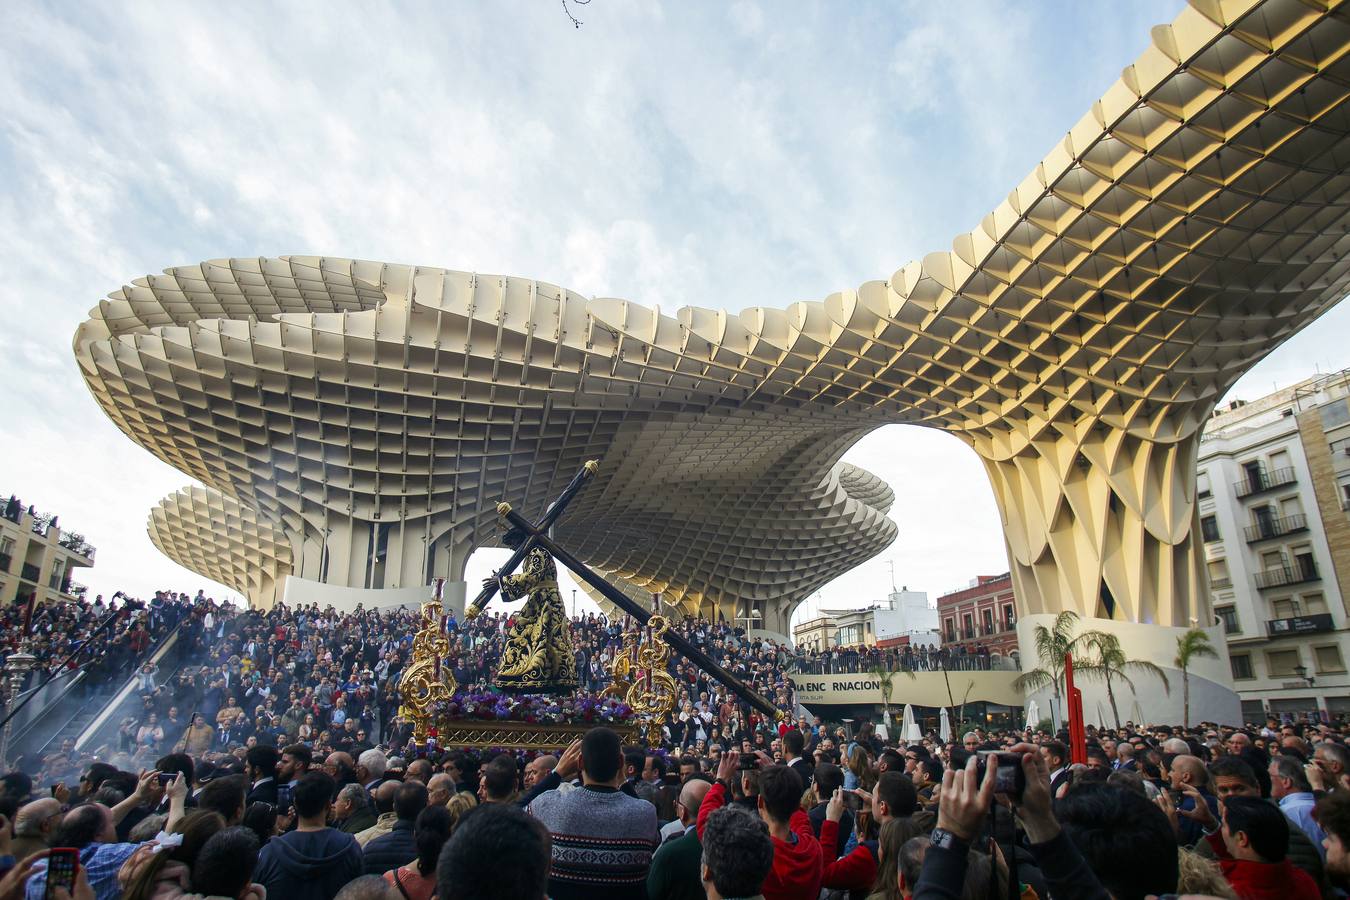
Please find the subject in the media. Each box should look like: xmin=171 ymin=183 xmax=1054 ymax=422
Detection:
xmin=432 ymin=691 xmax=635 ymax=725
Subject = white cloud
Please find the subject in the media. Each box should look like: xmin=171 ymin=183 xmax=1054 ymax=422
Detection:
xmin=3 ymin=0 xmax=1346 ymax=631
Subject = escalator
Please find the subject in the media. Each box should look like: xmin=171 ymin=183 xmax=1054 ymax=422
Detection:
xmin=14 ymin=617 xmax=190 ymax=762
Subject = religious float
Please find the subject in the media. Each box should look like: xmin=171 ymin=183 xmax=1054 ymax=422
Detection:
xmin=397 ymin=459 xmax=783 ymax=750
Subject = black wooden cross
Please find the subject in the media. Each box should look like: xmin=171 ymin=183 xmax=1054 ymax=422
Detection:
xmin=466 ymin=459 xmax=782 ymax=722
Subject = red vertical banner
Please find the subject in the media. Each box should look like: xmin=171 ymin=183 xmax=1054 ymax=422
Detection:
xmin=1064 ymin=652 xmax=1087 ymax=764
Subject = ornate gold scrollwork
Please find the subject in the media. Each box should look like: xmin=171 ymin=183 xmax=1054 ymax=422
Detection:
xmin=621 ymin=615 xmax=679 ymax=744
xmin=601 ymin=630 xmax=638 ymax=701
xmin=398 ymin=579 xmax=458 ymax=745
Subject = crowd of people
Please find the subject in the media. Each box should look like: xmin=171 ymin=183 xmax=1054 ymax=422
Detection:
xmin=791 ymin=642 xmax=1000 ymax=674
xmin=9 ymin=589 xmax=1350 ymax=899
xmin=17 ymin=591 xmax=816 ymax=779
xmin=4 ymin=710 xmax=1350 ymax=900
xmin=4 ymin=585 xmax=1006 ymax=779
xmin=0 ymin=593 xmax=191 ymax=693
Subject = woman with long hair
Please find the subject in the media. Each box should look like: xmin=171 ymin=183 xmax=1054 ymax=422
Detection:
xmin=383 ymin=805 xmax=453 ymax=900
xmin=867 ymin=817 xmax=929 ymax=900
xmin=118 ymin=810 xmax=227 ymax=900
xmin=845 ymin=744 xmax=873 ymax=791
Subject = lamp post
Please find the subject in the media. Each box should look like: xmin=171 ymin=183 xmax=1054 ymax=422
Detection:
xmin=1293 ymin=664 xmax=1316 ymax=687
xmin=0 ymin=643 xmax=38 ymax=769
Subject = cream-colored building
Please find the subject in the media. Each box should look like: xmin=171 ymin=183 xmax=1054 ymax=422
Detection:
xmin=793 ymin=616 xmax=837 ymax=653
xmin=1198 ymin=370 xmax=1350 ymax=722
xmin=0 ymin=498 xmax=95 ymax=608
xmin=71 ymin=1 xmax=1350 ymax=721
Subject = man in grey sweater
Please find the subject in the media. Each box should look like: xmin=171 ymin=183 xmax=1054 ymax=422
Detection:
xmin=528 ymin=726 xmax=660 ymax=900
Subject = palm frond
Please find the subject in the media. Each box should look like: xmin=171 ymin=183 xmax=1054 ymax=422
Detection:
xmin=1175 ymin=628 xmax=1219 ymax=668
xmin=1013 ymin=668 xmax=1054 ymax=693
xmin=1121 ymin=659 xmax=1171 ymax=693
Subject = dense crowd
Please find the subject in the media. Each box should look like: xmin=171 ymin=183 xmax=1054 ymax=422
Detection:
xmin=10 ymin=589 xmax=1350 ymax=900
xmin=791 ymin=642 xmax=999 ymax=674
xmin=5 ymin=711 xmax=1350 ymax=900
xmin=0 ymin=593 xmax=191 ymax=692
xmin=2 ymin=583 xmax=998 ymax=778
xmin=26 ymin=594 xmax=817 ymax=777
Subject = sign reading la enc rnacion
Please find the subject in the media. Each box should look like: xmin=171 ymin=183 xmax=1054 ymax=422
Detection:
xmin=789 ymin=672 xmax=1025 ymax=708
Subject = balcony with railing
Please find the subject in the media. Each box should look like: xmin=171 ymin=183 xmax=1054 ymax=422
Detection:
xmin=1255 ymin=561 xmax=1321 ymax=590
xmin=1244 ymin=514 xmax=1309 ymax=543
xmin=1234 ymin=467 xmax=1298 ymax=499
xmin=56 ymin=532 xmax=97 ymax=560
xmin=20 ymin=562 xmax=40 ymax=582
xmin=0 ymin=551 xmax=11 ymax=573
xmin=1210 ymin=577 xmax=1233 ymax=591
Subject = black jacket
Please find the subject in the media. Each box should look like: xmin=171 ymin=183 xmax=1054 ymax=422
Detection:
xmin=362 ymin=819 xmax=417 ymax=876
xmin=248 ymin=778 xmax=279 ymax=806
xmin=788 ymin=758 xmax=814 ymax=791
xmin=807 ymin=801 xmax=853 ymax=858
xmin=255 ymin=827 xmax=363 ymax=900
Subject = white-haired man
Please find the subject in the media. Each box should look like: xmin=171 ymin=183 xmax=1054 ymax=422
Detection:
xmin=357 ymin=748 xmax=388 ymax=797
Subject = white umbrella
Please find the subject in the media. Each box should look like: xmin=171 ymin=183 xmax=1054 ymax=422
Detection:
xmin=1024 ymin=700 xmax=1040 ymax=731
xmin=939 ymin=707 xmax=952 ymax=742
xmin=902 ymin=704 xmax=921 ymax=742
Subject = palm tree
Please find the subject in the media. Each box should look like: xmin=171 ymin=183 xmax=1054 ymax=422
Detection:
xmin=867 ymin=658 xmax=914 ymax=724
xmin=1011 ymin=611 xmax=1088 ymax=720
xmin=1077 ymin=631 xmax=1170 ymax=729
xmin=1175 ymin=628 xmax=1219 ymax=726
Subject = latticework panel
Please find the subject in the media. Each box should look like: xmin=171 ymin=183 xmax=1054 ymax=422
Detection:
xmin=77 ymin=0 xmax=1350 ymax=627
xmin=147 ymin=486 xmax=292 ymax=608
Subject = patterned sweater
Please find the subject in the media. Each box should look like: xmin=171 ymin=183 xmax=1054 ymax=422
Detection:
xmin=528 ymin=783 xmax=661 ymax=900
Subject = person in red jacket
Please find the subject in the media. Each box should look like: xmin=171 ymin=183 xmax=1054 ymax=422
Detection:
xmin=1205 ymin=795 xmax=1320 ymax=900
xmin=819 ymin=770 xmax=919 ymax=894
xmin=698 ymin=750 xmax=822 ymax=900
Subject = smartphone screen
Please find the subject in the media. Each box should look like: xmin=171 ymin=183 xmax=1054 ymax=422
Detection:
xmin=45 ymin=848 xmax=79 ymax=900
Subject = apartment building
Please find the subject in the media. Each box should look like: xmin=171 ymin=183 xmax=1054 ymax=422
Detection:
xmin=937 ymin=573 xmax=1020 ymax=661
xmin=792 ymin=588 xmax=939 ymax=651
xmin=0 ymin=495 xmax=96 ymax=608
xmin=1197 ymin=370 xmax=1350 ymax=723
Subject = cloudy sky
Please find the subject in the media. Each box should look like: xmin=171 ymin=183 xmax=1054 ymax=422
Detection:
xmin=4 ymin=0 xmax=1350 ymax=627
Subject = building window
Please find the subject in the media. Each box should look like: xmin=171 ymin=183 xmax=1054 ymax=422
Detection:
xmin=1216 ymin=606 xmax=1240 ymax=634
xmin=982 ymin=609 xmax=993 ymax=635
xmin=1003 ymin=604 xmax=1015 ymax=630
xmin=1303 ymin=592 xmax=1328 ymax=616
xmin=1294 ymin=550 xmax=1318 ymax=580
xmin=1315 ymin=645 xmax=1346 ymax=674
xmin=1267 ymin=649 xmax=1302 ymax=677
xmin=945 ymin=619 xmax=955 ymax=642
xmin=1271 ymin=598 xmax=1297 ymax=619
xmin=1231 ymin=654 xmax=1254 ymax=680
xmin=962 ymin=614 xmax=974 ymax=640
xmin=1201 ymin=515 xmax=1221 ymax=543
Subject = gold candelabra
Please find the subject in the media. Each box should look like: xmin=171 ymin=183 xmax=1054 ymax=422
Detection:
xmin=398 ymin=578 xmax=458 ymax=745
xmin=602 ymin=614 xmax=678 ymax=744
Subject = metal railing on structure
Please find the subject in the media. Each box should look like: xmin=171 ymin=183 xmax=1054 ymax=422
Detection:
xmin=1244 ymin=514 xmax=1308 ymax=543
xmin=1254 ymin=563 xmax=1321 ymax=590
xmin=3 ymin=668 xmax=84 ymax=746
xmin=1234 ymin=467 xmax=1298 ymax=499
xmin=72 ymin=622 xmax=187 ymax=755
xmin=16 ymin=616 xmax=190 ymax=762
